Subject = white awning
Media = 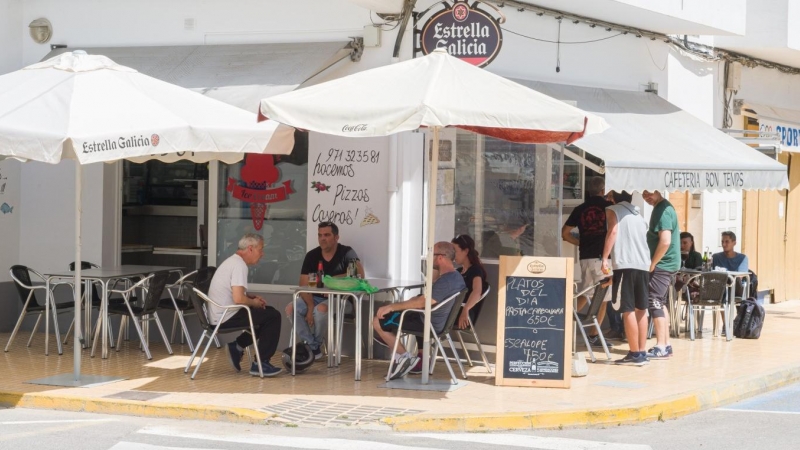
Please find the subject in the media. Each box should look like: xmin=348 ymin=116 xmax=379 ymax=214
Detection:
xmin=741 ymin=101 xmax=800 ymax=153
xmin=43 ymin=42 xmax=354 ymax=113
xmin=511 ymin=79 xmax=789 ymax=193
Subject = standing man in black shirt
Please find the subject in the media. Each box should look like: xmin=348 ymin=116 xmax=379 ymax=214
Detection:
xmin=286 ymin=221 xmax=364 ymax=359
xmin=562 ymin=176 xmax=613 ymax=346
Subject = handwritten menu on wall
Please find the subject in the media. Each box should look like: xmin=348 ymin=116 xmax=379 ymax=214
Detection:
xmin=496 ymin=256 xmax=573 ymax=388
xmin=307 ymin=133 xmax=390 ymax=278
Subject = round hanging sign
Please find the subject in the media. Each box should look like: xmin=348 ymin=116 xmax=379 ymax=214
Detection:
xmin=419 ymin=1 xmax=503 ymax=68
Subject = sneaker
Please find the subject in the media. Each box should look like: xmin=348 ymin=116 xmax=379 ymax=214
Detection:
xmin=614 ymin=352 xmax=649 ymax=366
xmin=587 ymin=335 xmax=614 ymax=348
xmin=227 ymin=342 xmax=243 ymax=372
xmin=408 ymin=355 xmax=424 ymax=374
xmin=388 ymin=355 xmax=413 ymax=380
xmin=402 ymin=356 xmax=421 ymax=377
xmin=249 ymin=361 xmax=282 ymax=377
xmin=312 ymin=346 xmax=324 ymax=361
xmin=645 ymin=346 xmax=671 ymax=360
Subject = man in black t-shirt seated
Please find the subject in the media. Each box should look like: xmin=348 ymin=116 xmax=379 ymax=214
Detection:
xmin=286 ymin=221 xmax=364 ymax=359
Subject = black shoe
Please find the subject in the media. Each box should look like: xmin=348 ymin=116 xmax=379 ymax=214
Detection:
xmin=388 ymin=355 xmax=413 ymax=381
xmin=227 ymin=342 xmax=243 ymax=372
xmin=312 ymin=346 xmax=323 ymax=361
xmin=614 ymin=352 xmax=649 ymax=366
xmin=249 ymin=361 xmax=282 ymax=377
xmin=645 ymin=346 xmax=671 ymax=360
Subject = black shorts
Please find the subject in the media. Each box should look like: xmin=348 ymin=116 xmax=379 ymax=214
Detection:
xmin=612 ymin=269 xmax=649 ymax=313
xmin=379 ymin=311 xmax=425 ymax=334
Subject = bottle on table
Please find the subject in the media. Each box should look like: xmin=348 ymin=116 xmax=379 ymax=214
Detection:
xmin=702 ymin=251 xmax=709 ymax=271
xmin=316 ymin=261 xmax=325 ymax=288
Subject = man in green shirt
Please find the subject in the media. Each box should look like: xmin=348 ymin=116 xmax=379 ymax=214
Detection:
xmin=643 ymin=190 xmax=680 ymax=360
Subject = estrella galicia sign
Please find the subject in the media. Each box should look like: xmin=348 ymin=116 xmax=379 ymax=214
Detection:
xmin=419 ymin=1 xmax=504 ymax=68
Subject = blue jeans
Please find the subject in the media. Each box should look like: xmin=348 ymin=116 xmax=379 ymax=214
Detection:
xmin=289 ymin=295 xmax=328 ymax=351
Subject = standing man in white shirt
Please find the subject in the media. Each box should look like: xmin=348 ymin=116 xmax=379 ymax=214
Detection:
xmin=208 ymin=233 xmax=282 ymax=377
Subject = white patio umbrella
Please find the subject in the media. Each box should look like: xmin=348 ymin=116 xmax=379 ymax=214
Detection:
xmin=0 ymin=51 xmax=295 ymax=382
xmin=260 ymin=48 xmax=608 ymax=384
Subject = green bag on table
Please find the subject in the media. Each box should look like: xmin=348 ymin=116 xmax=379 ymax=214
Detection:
xmin=322 ymin=275 xmax=379 ymax=294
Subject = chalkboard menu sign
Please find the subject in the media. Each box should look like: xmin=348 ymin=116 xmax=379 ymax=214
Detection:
xmin=496 ymin=256 xmax=573 ymax=388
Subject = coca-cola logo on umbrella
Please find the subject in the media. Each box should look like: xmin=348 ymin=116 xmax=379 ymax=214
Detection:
xmin=418 ymin=0 xmax=504 ymax=68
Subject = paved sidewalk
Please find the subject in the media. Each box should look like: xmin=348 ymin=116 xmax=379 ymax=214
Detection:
xmin=1 ymin=300 xmax=799 ymax=431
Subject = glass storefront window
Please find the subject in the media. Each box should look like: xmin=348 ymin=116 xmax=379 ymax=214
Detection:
xmin=216 ymin=132 xmax=308 ymax=285
xmin=449 ymin=131 xmax=563 ymax=259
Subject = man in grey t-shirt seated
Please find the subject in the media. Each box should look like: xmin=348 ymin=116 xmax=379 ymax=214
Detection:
xmin=374 ymin=241 xmax=466 ymax=380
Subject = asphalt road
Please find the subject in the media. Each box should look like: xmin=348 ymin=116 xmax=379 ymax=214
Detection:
xmin=1 ymin=382 xmax=799 ymax=449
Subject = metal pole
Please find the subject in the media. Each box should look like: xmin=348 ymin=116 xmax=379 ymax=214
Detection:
xmin=74 ymin=162 xmax=82 ymax=381
xmin=557 ymin=145 xmax=565 ymax=257
xmin=421 ymin=126 xmax=440 ymax=385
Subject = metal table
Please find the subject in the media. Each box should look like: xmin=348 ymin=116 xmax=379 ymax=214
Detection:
xmin=676 ymin=268 xmax=748 ymax=340
xmin=290 ymin=278 xmax=423 ymax=381
xmin=44 ymin=265 xmax=184 ymax=358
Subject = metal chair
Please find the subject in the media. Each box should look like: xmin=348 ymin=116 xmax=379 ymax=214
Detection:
xmin=185 ymin=288 xmax=265 ymax=379
xmin=62 ymin=261 xmax=109 ymax=346
xmin=6 ymin=265 xmax=75 ymax=354
xmin=159 ymin=270 xmax=198 ymax=352
xmin=92 ymin=272 xmax=172 ymax=359
xmin=449 ymin=286 xmax=493 ymax=375
xmin=573 ymin=280 xmax=612 ymax=362
xmin=385 ymin=288 xmax=468 ymax=384
xmin=688 ymin=272 xmax=731 ymax=341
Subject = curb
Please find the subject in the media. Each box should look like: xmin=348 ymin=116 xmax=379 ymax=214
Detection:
xmin=0 ymin=391 xmax=273 ymax=425
xmin=382 ymin=364 xmax=800 ymax=432
xmin=2 ymin=364 xmax=798 ymax=431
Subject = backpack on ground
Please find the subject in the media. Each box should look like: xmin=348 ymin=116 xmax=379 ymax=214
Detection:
xmin=733 ymin=297 xmax=765 ymax=339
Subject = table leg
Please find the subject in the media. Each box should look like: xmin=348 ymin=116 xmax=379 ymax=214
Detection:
xmin=291 ymin=293 xmax=297 ymax=376
xmin=44 ymin=277 xmax=51 ymax=356
xmin=336 ymin=294 xmax=343 ymax=366
xmin=102 ymin=280 xmax=109 ymax=358
xmin=327 ymin=294 xmax=335 ymax=368
xmin=84 ymin=279 xmax=91 ymax=349
xmin=368 ymin=293 xmax=375 ymax=360
xmin=355 ymin=293 xmax=362 ymax=381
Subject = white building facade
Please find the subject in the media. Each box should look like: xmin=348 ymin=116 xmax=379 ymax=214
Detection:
xmin=0 ymin=0 xmax=796 ymax=339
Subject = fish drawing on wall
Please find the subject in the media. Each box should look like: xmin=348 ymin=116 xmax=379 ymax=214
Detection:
xmin=0 ymin=203 xmax=13 ymax=214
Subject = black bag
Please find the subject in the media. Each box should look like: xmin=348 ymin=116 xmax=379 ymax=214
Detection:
xmin=733 ymin=297 xmax=765 ymax=339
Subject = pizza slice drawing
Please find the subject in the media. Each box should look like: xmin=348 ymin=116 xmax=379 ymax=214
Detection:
xmin=360 ymin=209 xmax=380 ymax=227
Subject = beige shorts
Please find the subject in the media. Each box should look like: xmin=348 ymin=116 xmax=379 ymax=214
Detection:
xmin=578 ymin=259 xmax=612 ymax=302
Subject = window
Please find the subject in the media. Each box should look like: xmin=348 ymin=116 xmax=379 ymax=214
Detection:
xmin=215 ymin=131 xmax=308 ymax=285
xmin=447 ymin=131 xmax=562 ymax=259
xmin=728 ymin=201 xmax=738 ymax=221
xmin=718 ymin=201 xmax=727 ymax=221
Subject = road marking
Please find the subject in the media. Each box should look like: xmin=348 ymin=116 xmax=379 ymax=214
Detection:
xmin=111 ymin=443 xmax=222 ymax=450
xmin=717 ymin=408 xmax=800 ymax=415
xmin=0 ymin=418 xmax=119 ymax=425
xmin=409 ymin=433 xmax=653 ymax=450
xmin=139 ymin=426 xmax=446 ymax=450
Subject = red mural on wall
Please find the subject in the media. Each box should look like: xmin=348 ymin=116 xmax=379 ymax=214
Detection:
xmin=227 ymin=154 xmax=294 ymax=230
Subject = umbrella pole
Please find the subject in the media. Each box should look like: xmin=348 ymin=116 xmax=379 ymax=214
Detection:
xmin=421 ymin=126 xmax=440 ymax=385
xmin=74 ymin=162 xmax=82 ymax=382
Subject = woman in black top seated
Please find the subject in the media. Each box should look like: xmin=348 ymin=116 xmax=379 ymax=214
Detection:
xmin=680 ymin=232 xmax=703 ymax=269
xmin=452 ymin=234 xmax=490 ymax=330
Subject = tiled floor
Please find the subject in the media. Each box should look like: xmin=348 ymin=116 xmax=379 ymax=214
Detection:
xmin=2 ymin=300 xmax=800 ymax=423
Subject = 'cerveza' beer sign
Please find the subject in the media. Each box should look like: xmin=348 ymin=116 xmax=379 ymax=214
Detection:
xmin=418 ymin=1 xmax=504 ymax=68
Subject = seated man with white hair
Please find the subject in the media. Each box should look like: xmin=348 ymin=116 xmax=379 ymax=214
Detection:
xmin=208 ymin=233 xmax=283 ymax=377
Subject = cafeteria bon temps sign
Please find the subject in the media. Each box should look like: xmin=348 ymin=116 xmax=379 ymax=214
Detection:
xmin=418 ymin=0 xmax=505 ymax=68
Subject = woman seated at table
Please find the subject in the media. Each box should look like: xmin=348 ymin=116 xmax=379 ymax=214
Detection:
xmin=676 ymin=232 xmax=702 ymax=300
xmin=452 ymin=234 xmax=490 ymax=330
xmin=680 ymin=232 xmax=703 ymax=269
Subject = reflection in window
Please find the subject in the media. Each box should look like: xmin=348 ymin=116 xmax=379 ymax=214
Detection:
xmin=449 ymin=131 xmax=562 ymax=259
xmin=216 ymin=131 xmax=308 ymax=285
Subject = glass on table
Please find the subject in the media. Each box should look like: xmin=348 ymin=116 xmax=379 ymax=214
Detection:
xmin=307 ymin=273 xmax=317 ymax=288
